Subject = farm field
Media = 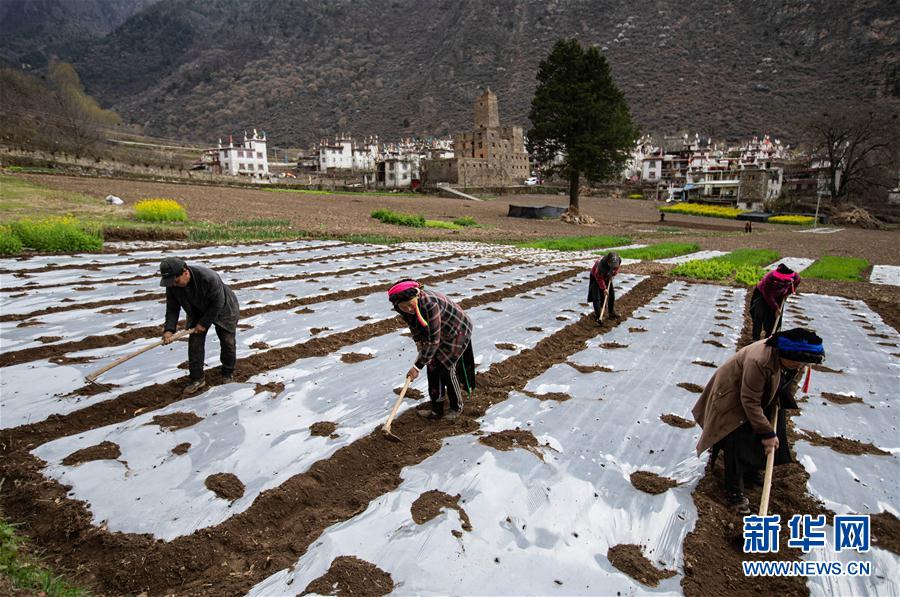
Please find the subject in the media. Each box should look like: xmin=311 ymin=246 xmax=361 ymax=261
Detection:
xmin=1 ymin=236 xmax=898 ymax=595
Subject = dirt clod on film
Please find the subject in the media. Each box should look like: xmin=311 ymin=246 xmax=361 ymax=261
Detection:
xmin=630 ymin=471 xmax=678 ymax=494
xmin=61 ymin=441 xmax=121 ymax=466
xmin=410 ymin=489 xmax=472 ymax=531
xmin=607 ymin=544 xmax=676 ymax=587
xmin=205 ymin=473 xmax=245 ymax=501
xmin=150 ymin=412 xmax=203 ymax=431
xmin=301 ymin=556 xmax=394 ymax=596
xmin=660 ymin=414 xmax=695 ymax=429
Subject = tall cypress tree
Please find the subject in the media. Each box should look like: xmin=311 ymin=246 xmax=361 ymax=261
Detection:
xmin=527 ymin=39 xmax=639 ymax=214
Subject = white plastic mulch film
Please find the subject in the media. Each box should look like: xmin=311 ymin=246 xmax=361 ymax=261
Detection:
xmin=249 ymin=282 xmax=747 ymax=595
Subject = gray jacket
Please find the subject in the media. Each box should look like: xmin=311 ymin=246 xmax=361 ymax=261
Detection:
xmin=164 ymin=264 xmax=239 ymax=333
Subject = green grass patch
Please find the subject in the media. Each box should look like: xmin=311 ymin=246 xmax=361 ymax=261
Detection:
xmin=3 ymin=166 xmax=58 ymax=174
xmin=659 ymin=202 xmax=746 ymax=219
xmin=768 ymin=215 xmax=815 ymax=225
xmin=424 ymin=220 xmax=462 ymax=230
xmin=332 ymin=233 xmax=401 ymax=245
xmin=9 ymin=217 xmax=103 ymax=252
xmin=671 ymin=259 xmax=766 ymax=286
xmin=0 ymin=225 xmax=23 ymax=255
xmin=628 ymin=193 xmax=644 ymax=199
xmin=371 ymin=208 xmax=425 ymax=228
xmin=518 ymin=235 xmax=632 ymax=251
xmin=616 ymin=242 xmax=700 ymax=260
xmin=0 ymin=517 xmax=87 ymax=596
xmin=452 ymin=216 xmax=478 ymax=227
xmin=134 ymin=198 xmax=187 ymax=223
xmin=187 ymin=222 xmax=305 ymax=243
xmin=803 ymin=256 xmax=870 ymax=281
xmin=712 ymin=248 xmax=780 ymax=267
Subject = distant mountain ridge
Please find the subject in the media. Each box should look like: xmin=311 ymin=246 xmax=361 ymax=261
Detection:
xmin=2 ymin=0 xmax=897 ymax=147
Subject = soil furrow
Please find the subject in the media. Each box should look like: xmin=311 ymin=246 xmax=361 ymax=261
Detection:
xmin=0 ymin=274 xmax=666 ymax=596
xmin=0 ymin=253 xmax=468 ymax=367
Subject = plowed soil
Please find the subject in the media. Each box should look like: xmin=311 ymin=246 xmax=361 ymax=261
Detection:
xmin=479 ymin=429 xmax=545 ymax=460
xmin=630 ymin=471 xmax=678 ymax=494
xmin=798 ymin=429 xmax=889 ymax=456
xmin=340 ymin=352 xmax=375 ymax=363
xmin=301 ymin=556 xmax=393 ymax=596
xmin=309 ymin=421 xmax=338 ymax=438
xmin=410 ymin=489 xmax=472 ymax=531
xmin=150 ymin=412 xmax=203 ymax=431
xmin=607 ymin=544 xmax=676 ymax=588
xmin=205 ymin=473 xmax=245 ymax=501
xmin=821 ymin=391 xmax=863 ymax=405
xmin=61 ymin=441 xmax=121 ymax=466
xmin=660 ymin=414 xmax=696 ymax=429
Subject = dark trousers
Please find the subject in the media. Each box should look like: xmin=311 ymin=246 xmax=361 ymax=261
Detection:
xmin=715 ymin=409 xmax=791 ymax=495
xmin=750 ymin=288 xmax=779 ymax=341
xmin=188 ymin=324 xmax=236 ymax=380
xmin=427 ymin=342 xmax=476 ymax=414
xmin=588 ymin=278 xmax=615 ymax=319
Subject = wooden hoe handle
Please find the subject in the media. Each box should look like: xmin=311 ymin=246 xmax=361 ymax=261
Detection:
xmin=85 ymin=328 xmax=192 ymax=382
xmin=383 ymin=376 xmax=412 ymax=435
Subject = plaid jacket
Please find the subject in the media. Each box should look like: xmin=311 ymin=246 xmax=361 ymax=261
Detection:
xmin=398 ymin=289 xmax=472 ymax=370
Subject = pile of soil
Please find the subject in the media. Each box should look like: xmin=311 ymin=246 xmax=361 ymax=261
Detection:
xmin=523 ymin=390 xmax=573 ymax=402
xmin=63 ymin=382 xmax=119 ymax=398
xmin=50 ymin=355 xmax=97 ymax=365
xmin=677 ymin=382 xmax=704 ymax=394
xmin=151 ymin=411 xmax=203 ymax=431
xmin=249 ymin=341 xmax=271 ymax=350
xmin=660 ymin=414 xmax=695 ymax=429
xmin=821 ymin=391 xmax=863 ymax=405
xmin=310 ymin=421 xmax=339 ymax=438
xmin=630 ymin=471 xmax=678 ymax=495
xmin=310 ymin=327 xmax=331 ymax=335
xmin=607 ymin=544 xmax=676 ymax=588
xmin=61 ymin=441 xmax=121 ymax=466
xmin=600 ymin=342 xmax=628 ymax=349
xmin=36 ymin=336 xmax=62 ymax=343
xmin=394 ymin=386 xmax=424 ymax=400
xmin=340 ymin=352 xmax=375 ymax=363
xmin=485 ymin=306 xmax=503 ymax=313
xmin=495 ymin=343 xmax=518 ymax=351
xmin=871 ymin=511 xmax=900 ymax=555
xmin=205 ymin=473 xmax=245 ymax=501
xmin=171 ymin=443 xmax=191 ymax=456
xmin=702 ymin=339 xmax=727 ymax=348
xmin=295 ymin=307 xmax=314 ymax=314
xmin=254 ymin=381 xmax=285 ymax=396
xmin=567 ymin=362 xmax=614 ymax=373
xmin=798 ymin=429 xmax=889 ymax=456
xmin=525 ymin=326 xmax=543 ymax=332
xmin=410 ymin=490 xmax=472 ymax=531
xmin=479 ymin=429 xmax=545 ymax=460
xmin=355 ymin=315 xmax=372 ymax=321
xmin=692 ymin=360 xmax=717 ymax=368
xmin=301 ymin=556 xmax=394 ymax=597
xmin=831 ymin=205 xmax=885 ymax=230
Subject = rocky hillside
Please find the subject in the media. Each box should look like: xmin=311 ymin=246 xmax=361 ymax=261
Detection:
xmin=2 ymin=0 xmax=897 ymax=146
xmin=0 ymin=0 xmax=160 ymax=68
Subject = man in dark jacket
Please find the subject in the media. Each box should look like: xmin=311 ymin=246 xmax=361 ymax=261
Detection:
xmin=160 ymin=257 xmax=240 ymax=394
xmin=588 ymin=252 xmax=621 ymax=323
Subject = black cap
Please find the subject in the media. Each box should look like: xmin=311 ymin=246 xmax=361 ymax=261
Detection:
xmin=159 ymin=257 xmax=186 ymax=287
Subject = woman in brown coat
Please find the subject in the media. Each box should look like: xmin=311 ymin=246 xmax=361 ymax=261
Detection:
xmin=692 ymin=328 xmax=825 ymax=513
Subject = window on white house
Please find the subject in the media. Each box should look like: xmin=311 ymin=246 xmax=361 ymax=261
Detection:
xmin=257 ymin=152 xmax=263 ymax=159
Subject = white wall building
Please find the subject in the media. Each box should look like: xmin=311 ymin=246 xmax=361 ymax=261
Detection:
xmin=217 ymin=130 xmax=269 ymax=178
xmin=378 ymin=155 xmax=420 ymax=188
xmin=318 ymin=134 xmax=378 ymax=172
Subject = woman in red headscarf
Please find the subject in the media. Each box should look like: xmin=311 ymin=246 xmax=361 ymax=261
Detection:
xmin=588 ymin=252 xmax=621 ymax=323
xmin=388 ymin=279 xmax=475 ymax=421
xmin=750 ymin=264 xmax=801 ymax=340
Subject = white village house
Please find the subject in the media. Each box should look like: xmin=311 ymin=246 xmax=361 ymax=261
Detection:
xmin=318 ymin=134 xmax=379 ymax=172
xmin=199 ymin=130 xmax=270 ymax=178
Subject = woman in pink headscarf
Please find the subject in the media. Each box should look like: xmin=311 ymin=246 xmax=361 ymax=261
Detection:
xmin=388 ymin=279 xmax=475 ymax=421
xmin=750 ymin=264 xmax=801 ymax=340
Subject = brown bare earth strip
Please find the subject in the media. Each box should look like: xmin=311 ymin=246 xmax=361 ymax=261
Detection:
xmin=0 ymin=248 xmax=426 ymax=322
xmin=0 ymin=276 xmax=667 ymax=595
xmin=0 ymin=241 xmax=351 ymax=276
xmin=0 ymin=253 xmax=482 ymax=367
